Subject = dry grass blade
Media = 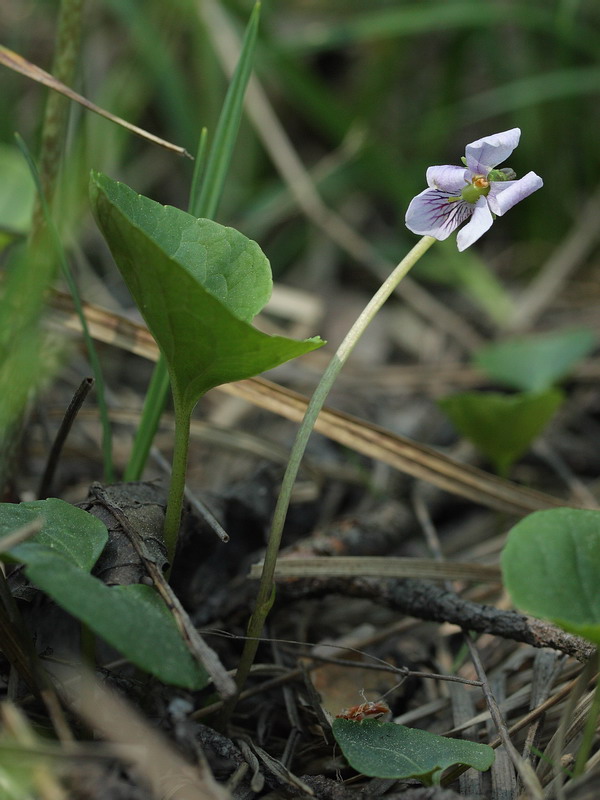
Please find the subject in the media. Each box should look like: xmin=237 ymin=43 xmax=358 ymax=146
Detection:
xmin=228 ymin=377 xmax=568 ymax=516
xmin=249 ymin=556 xmax=501 ymax=582
xmin=0 ymin=45 xmax=191 ymax=159
xmin=62 ymin=669 xmax=231 ymax=800
xmin=51 ymin=293 xmax=571 ymax=516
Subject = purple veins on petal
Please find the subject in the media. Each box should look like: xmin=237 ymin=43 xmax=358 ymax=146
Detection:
xmin=405 ymin=127 xmax=542 ymax=249
xmin=405 ymin=189 xmax=473 ymax=240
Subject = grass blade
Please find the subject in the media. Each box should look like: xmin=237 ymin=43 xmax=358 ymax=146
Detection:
xmin=190 ymin=1 xmax=261 ymax=219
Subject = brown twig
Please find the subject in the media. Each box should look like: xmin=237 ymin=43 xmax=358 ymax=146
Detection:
xmin=278 ymin=577 xmax=595 ymax=662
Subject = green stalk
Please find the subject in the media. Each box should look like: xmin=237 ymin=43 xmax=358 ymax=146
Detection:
xmin=163 ymin=400 xmax=193 ymax=566
xmin=124 ymin=127 xmax=207 ymax=482
xmin=230 ymin=235 xmax=436 ymax=701
xmin=188 ymin=126 xmax=209 ymax=218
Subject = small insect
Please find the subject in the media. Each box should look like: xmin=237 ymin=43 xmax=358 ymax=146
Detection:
xmin=335 ymin=700 xmax=390 ymax=721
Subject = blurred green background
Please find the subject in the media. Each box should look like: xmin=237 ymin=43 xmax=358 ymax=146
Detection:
xmin=2 ymin=0 xmax=599 ymax=298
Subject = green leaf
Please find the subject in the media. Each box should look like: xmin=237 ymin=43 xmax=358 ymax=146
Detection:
xmin=90 ymin=172 xmax=324 ymax=412
xmin=92 ymin=171 xmax=270 ymax=323
xmin=126 ymin=3 xmax=261 ymax=482
xmin=0 ymin=500 xmax=207 ymax=688
xmin=439 ymin=389 xmax=564 ymax=476
xmin=0 ymin=499 xmax=108 ymax=571
xmin=474 ymin=328 xmax=596 ymax=392
xmin=502 ymin=508 xmax=600 ymax=645
xmin=24 ymin=554 xmax=208 ymax=689
xmin=333 ymin=718 xmax=494 ymax=785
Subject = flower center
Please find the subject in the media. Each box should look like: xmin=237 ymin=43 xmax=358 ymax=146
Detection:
xmin=449 ymin=175 xmax=490 ymax=205
xmin=461 ymin=175 xmax=490 ymax=203
xmin=448 ymin=166 xmax=518 ymax=205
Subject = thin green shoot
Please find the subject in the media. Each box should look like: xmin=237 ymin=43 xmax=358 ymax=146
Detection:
xmin=191 ymin=3 xmax=261 ymax=219
xmin=123 ymin=361 xmax=171 ymax=481
xmin=189 ymin=125 xmax=209 ymax=217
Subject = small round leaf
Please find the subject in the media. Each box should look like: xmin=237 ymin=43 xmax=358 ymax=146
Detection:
xmin=333 ymin=718 xmax=494 ymax=785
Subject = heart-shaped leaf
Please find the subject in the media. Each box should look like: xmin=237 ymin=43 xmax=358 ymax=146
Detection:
xmin=333 ymin=718 xmax=494 ymax=785
xmin=0 ymin=499 xmax=107 ymax=571
xmin=502 ymin=507 xmax=600 ymax=645
xmin=24 ymin=555 xmax=208 ymax=689
xmin=439 ymin=389 xmax=563 ymax=476
xmin=90 ymin=172 xmax=324 ymax=412
xmin=474 ymin=328 xmax=596 ymax=393
xmin=0 ymin=500 xmax=207 ymax=688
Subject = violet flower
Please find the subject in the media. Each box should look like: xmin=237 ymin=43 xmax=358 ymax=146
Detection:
xmin=405 ymin=128 xmax=543 ymax=251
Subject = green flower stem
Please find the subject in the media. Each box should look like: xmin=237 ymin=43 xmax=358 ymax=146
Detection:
xmin=573 ymin=650 xmax=600 ymax=777
xmin=231 ymin=235 xmax=436 ymax=699
xmin=163 ymin=400 xmax=193 ymax=567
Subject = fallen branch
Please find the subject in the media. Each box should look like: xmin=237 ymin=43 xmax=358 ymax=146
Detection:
xmin=279 ymin=577 xmax=594 ymax=662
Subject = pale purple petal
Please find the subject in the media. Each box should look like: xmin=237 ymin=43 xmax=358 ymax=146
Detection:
xmin=426 ymin=165 xmax=469 ymax=193
xmin=465 ymin=128 xmax=521 ymax=174
xmin=456 ymin=197 xmax=494 ymax=251
xmin=487 ymin=171 xmax=544 ymax=216
xmin=405 ymin=188 xmax=473 ymax=240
